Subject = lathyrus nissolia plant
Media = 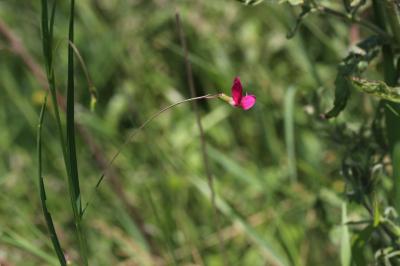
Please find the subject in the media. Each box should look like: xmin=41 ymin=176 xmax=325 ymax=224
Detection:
xmin=238 ymin=0 xmax=400 ymax=264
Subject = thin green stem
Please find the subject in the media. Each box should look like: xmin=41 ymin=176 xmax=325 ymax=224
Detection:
xmin=37 ymin=93 xmax=67 ymax=266
xmin=82 ymin=94 xmax=221 ymax=215
xmin=66 ymin=0 xmax=89 ymax=264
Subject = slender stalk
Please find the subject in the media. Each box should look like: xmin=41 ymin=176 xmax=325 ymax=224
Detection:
xmin=37 ymin=93 xmax=67 ymax=265
xmin=175 ymin=11 xmax=227 ymax=265
xmin=41 ymin=0 xmax=86 ymax=262
xmin=284 ymin=86 xmax=297 ymax=182
xmin=82 ymin=94 xmax=221 ymax=214
xmin=66 ymin=0 xmax=89 ymax=264
xmin=40 ymin=0 xmax=68 ymax=168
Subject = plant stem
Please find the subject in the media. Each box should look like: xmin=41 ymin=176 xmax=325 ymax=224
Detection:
xmin=37 ymin=93 xmax=67 ymax=265
xmin=67 ymin=0 xmax=88 ymax=264
xmin=83 ymin=94 xmax=221 ymax=214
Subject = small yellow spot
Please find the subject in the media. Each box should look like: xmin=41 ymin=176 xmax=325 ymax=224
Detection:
xmin=32 ymin=90 xmax=46 ymax=105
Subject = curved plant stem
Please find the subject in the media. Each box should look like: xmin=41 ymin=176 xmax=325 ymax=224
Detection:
xmin=82 ymin=93 xmax=221 ymax=215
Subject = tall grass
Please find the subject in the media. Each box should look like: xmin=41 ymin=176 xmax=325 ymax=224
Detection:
xmin=2 ymin=0 xmax=400 ymax=265
xmin=37 ymin=92 xmax=66 ymax=265
xmin=40 ymin=0 xmax=88 ymax=264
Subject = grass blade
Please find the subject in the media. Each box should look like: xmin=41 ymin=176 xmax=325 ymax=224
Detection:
xmin=393 ymin=143 xmax=400 ymax=214
xmin=66 ymin=0 xmax=89 ymax=264
xmin=284 ymin=86 xmax=297 ymax=182
xmin=1 ymin=230 xmax=59 ymax=265
xmin=340 ymin=203 xmax=351 ymax=266
xmin=37 ymin=92 xmax=67 ymax=266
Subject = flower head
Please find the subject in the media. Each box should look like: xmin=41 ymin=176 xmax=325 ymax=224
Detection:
xmin=219 ymin=77 xmax=256 ymax=110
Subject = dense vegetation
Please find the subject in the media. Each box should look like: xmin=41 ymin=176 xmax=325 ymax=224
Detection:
xmin=1 ymin=0 xmax=400 ymax=265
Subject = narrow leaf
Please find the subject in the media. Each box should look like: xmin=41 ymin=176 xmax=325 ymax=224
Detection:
xmin=284 ymin=86 xmax=297 ymax=181
xmin=392 ymin=143 xmax=400 ymax=214
xmin=341 ymin=203 xmax=351 ymax=266
xmin=324 ymin=36 xmax=382 ymax=118
xmin=37 ymin=93 xmax=67 ymax=265
xmin=236 ymin=0 xmax=264 ymax=5
xmin=351 ymin=77 xmax=400 ymax=103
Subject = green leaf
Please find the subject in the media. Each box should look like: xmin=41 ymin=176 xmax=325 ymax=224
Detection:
xmin=280 ymin=0 xmax=304 ymax=5
xmin=324 ymin=36 xmax=382 ymax=118
xmin=392 ymin=143 xmax=400 ymax=214
xmin=323 ymin=71 xmax=352 ymax=119
xmin=284 ymin=86 xmax=298 ymax=181
xmin=372 ymin=197 xmax=380 ymax=227
xmin=340 ymin=203 xmax=351 ymax=266
xmin=236 ymin=0 xmax=264 ymax=5
xmin=351 ymin=77 xmax=400 ymax=103
xmin=351 ymin=225 xmax=374 ymax=266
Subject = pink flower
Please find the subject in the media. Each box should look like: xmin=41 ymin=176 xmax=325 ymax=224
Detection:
xmin=230 ymin=77 xmax=256 ymax=110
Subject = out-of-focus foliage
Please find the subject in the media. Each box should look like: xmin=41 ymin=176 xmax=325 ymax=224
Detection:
xmin=0 ymin=0 xmax=398 ymax=265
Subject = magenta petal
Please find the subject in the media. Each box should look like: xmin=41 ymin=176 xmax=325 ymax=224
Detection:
xmin=240 ymin=95 xmax=256 ymax=110
xmin=231 ymin=77 xmax=243 ymax=106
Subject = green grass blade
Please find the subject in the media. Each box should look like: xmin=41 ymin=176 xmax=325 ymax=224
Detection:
xmin=66 ymin=0 xmax=88 ymax=264
xmin=284 ymin=86 xmax=297 ymax=182
xmin=393 ymin=143 xmax=400 ymax=214
xmin=49 ymin=0 xmax=56 ymax=65
xmin=1 ymin=230 xmax=59 ymax=265
xmin=40 ymin=0 xmax=50 ymax=73
xmin=340 ymin=203 xmax=351 ymax=266
xmin=37 ymin=92 xmax=67 ymax=266
xmin=67 ymin=0 xmax=80 ymax=214
xmin=41 ymin=0 xmax=68 ymax=162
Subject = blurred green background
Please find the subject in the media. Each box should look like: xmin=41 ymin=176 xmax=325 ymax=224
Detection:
xmin=0 ymin=0 xmax=373 ymax=265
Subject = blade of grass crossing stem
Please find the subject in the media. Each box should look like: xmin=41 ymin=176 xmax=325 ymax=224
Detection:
xmin=340 ymin=203 xmax=351 ymax=266
xmin=67 ymin=0 xmax=88 ymax=264
xmin=284 ymin=86 xmax=298 ymax=182
xmin=37 ymin=93 xmax=67 ymax=265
